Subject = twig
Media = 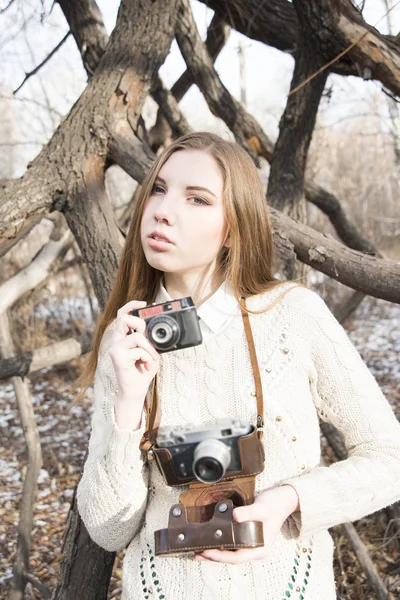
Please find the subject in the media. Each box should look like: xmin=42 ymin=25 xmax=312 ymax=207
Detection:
xmin=341 ymin=522 xmax=390 ymax=600
xmin=0 ymin=0 xmax=16 ymax=15
xmin=0 ymin=93 xmax=63 ymax=117
xmin=13 ymin=31 xmax=71 ymax=95
xmin=381 ymin=87 xmax=400 ymax=103
xmin=23 ymin=571 xmax=52 ymax=599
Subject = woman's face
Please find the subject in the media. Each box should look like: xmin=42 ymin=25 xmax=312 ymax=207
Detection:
xmin=140 ymin=149 xmax=228 ymax=278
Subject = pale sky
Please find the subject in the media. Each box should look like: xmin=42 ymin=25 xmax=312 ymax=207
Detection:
xmin=0 ymin=0 xmax=399 ymax=178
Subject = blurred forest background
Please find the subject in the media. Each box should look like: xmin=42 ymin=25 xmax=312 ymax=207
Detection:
xmin=0 ymin=0 xmax=400 ymax=599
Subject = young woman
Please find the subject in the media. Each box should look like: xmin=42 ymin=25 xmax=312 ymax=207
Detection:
xmin=76 ymin=132 xmax=400 ymax=600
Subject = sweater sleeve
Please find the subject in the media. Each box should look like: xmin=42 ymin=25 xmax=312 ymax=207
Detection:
xmin=77 ymin=323 xmax=150 ymax=552
xmin=280 ymin=288 xmax=400 ymax=538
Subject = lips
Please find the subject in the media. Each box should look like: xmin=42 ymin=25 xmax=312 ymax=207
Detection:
xmin=148 ymin=231 xmax=174 ymax=244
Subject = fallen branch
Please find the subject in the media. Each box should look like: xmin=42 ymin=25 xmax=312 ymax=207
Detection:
xmin=0 ymin=313 xmax=43 ymax=600
xmin=0 ymin=333 xmax=92 ymax=381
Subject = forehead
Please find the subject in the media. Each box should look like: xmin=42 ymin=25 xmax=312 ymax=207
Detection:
xmin=158 ymin=150 xmax=223 ymax=194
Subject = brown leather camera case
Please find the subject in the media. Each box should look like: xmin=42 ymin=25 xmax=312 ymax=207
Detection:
xmin=154 ymin=499 xmax=264 ymax=556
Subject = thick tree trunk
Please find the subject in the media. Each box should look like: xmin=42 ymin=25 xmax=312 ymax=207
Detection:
xmin=49 ymin=2 xmax=181 ymax=599
xmin=267 ymin=0 xmax=329 ymax=281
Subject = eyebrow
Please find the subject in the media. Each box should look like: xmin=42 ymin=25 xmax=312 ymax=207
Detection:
xmin=155 ymin=176 xmax=217 ymax=199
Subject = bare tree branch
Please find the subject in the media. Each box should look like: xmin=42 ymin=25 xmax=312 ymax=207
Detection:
xmin=0 ymin=222 xmax=74 ymax=314
xmin=56 ymin=0 xmax=109 ymax=77
xmin=150 ymin=74 xmax=192 ymax=140
xmin=199 ymin=0 xmax=400 ymax=95
xmin=13 ymin=31 xmax=71 ymax=95
xmin=149 ymin=12 xmax=230 ymax=151
xmin=23 ymin=572 xmax=51 ymax=599
xmin=271 ymin=207 xmax=400 ymax=303
xmin=175 ymin=0 xmax=274 ymax=161
xmin=305 ymin=182 xmax=380 ymax=256
xmin=0 ymin=333 xmax=92 ymax=380
xmin=0 ymin=0 xmax=16 ymax=15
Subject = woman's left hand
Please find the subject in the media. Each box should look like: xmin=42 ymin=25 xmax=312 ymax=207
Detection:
xmin=193 ymin=485 xmax=299 ymax=564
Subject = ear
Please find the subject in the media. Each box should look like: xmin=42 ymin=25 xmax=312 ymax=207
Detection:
xmin=223 ymin=232 xmax=231 ymax=248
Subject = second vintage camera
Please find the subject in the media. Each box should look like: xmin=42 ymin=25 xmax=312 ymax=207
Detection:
xmin=130 ymin=296 xmax=202 ymax=353
xmin=153 ymin=417 xmax=265 ymax=485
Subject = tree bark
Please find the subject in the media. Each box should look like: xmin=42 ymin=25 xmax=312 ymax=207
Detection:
xmin=267 ymin=0 xmax=329 ymax=281
xmin=198 ymin=0 xmax=400 ymax=94
xmin=0 ymin=334 xmax=92 ymax=380
xmin=271 ymin=207 xmax=400 ymax=303
xmin=148 ymin=12 xmax=230 ymax=151
xmin=56 ymin=0 xmax=109 ymax=77
xmin=49 ymin=2 xmax=180 ymax=599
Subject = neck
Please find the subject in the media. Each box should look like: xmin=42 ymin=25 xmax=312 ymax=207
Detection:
xmin=163 ymin=268 xmax=225 ymax=307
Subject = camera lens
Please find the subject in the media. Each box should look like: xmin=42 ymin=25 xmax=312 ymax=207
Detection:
xmin=147 ymin=315 xmax=180 ymax=350
xmin=155 ymin=327 xmax=168 ymax=339
xmin=153 ymin=322 xmax=173 ymax=342
xmin=193 ymin=439 xmax=231 ymax=484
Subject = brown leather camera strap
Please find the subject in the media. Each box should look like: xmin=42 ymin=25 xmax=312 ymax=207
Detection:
xmin=139 ymin=299 xmax=264 ymax=452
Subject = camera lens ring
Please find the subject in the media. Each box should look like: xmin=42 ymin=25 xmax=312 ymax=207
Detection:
xmin=193 ymin=439 xmax=231 ymax=484
xmin=147 ymin=315 xmax=180 ymax=350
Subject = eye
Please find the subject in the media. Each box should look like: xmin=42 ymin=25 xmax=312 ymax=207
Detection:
xmin=152 ymin=184 xmax=165 ymax=194
xmin=190 ymin=196 xmax=209 ymax=206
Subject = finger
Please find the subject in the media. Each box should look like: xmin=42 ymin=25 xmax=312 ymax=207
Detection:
xmin=200 ymin=547 xmax=266 ymax=564
xmin=116 ymin=313 xmax=146 ymax=338
xmin=233 ymin=503 xmax=267 ymax=524
xmin=118 ymin=300 xmax=147 ymax=316
xmin=121 ymin=331 xmax=160 ymax=360
xmin=125 ymin=347 xmax=154 ymax=365
xmin=123 ymin=314 xmax=147 ymax=335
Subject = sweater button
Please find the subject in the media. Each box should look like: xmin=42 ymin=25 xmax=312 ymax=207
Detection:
xmin=276 ymin=415 xmax=282 ymax=422
xmin=292 ymin=436 xmax=297 ymax=442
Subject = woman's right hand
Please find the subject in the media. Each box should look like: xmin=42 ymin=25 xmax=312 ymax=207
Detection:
xmin=108 ymin=300 xmax=161 ymax=408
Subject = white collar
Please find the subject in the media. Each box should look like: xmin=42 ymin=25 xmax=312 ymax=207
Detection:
xmin=155 ymin=279 xmax=239 ymax=334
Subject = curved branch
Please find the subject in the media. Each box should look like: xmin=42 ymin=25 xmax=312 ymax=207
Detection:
xmin=150 ymin=74 xmax=192 ymax=140
xmin=176 ymin=0 xmax=274 ymax=161
xmin=149 ymin=12 xmax=230 ymax=151
xmin=270 ymin=207 xmax=400 ymax=303
xmin=199 ymin=0 xmax=400 ymax=95
xmin=304 ymin=182 xmax=380 ymax=256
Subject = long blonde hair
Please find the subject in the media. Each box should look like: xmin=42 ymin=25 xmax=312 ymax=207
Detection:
xmin=72 ymin=132 xmax=302 ymax=404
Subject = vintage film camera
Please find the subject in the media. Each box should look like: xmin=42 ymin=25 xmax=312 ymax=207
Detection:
xmin=155 ymin=417 xmax=254 ymax=484
xmin=152 ymin=417 xmax=265 ymax=556
xmin=130 ymin=296 xmax=202 ymax=353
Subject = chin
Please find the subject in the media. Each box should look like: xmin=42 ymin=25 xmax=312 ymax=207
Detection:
xmin=145 ymin=254 xmax=175 ymax=270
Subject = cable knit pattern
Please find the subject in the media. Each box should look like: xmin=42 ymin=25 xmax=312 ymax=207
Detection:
xmin=76 ymin=282 xmax=400 ymax=600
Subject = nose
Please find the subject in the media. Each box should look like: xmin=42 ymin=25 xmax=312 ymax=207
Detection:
xmin=153 ymin=191 xmax=176 ymax=225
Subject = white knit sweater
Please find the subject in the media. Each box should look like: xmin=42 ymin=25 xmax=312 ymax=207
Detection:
xmin=77 ymin=282 xmax=400 ymax=600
